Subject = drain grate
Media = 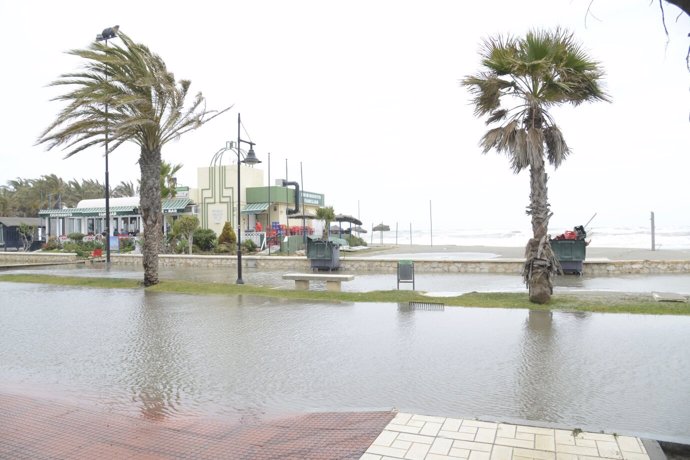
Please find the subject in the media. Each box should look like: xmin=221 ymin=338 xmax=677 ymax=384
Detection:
xmin=405 ymin=301 xmax=445 ymax=311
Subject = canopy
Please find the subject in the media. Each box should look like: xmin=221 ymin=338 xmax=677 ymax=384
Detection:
xmin=372 ymin=223 xmax=390 ymax=232
xmin=241 ymin=203 xmax=269 ymax=214
xmin=334 ymin=214 xmax=363 ymax=226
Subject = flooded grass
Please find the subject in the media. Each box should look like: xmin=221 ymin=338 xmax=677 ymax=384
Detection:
xmin=1 ymin=273 xmax=687 ymax=315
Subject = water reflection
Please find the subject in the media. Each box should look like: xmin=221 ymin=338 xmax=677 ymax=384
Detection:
xmin=123 ymin=291 xmax=197 ymax=420
xmin=2 ymin=282 xmax=690 ymax=442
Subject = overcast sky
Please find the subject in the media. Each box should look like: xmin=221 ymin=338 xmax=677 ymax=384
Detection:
xmin=1 ymin=0 xmax=688 ymax=232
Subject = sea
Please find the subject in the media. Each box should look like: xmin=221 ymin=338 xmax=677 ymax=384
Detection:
xmin=363 ymin=225 xmax=690 ymax=250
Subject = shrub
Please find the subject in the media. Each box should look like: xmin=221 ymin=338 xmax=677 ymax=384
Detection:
xmin=43 ymin=236 xmax=60 ymax=250
xmin=218 ymin=222 xmax=236 ymax=245
xmin=68 ymin=232 xmax=85 ymax=242
xmin=193 ymin=228 xmax=217 ymax=252
xmin=242 ymin=239 xmax=257 ymax=253
xmin=216 ymin=242 xmax=236 ymax=254
xmin=345 ymin=235 xmax=367 ymax=247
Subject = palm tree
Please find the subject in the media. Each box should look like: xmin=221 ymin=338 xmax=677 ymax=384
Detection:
xmin=113 ymin=180 xmax=137 ymax=198
xmin=462 ymin=29 xmax=608 ymax=303
xmin=160 ymin=161 xmax=182 ymax=199
xmin=37 ymin=31 xmax=229 ymax=286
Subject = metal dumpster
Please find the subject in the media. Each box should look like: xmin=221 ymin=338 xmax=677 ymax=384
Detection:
xmin=550 ymin=236 xmax=586 ymax=275
xmin=307 ymin=239 xmax=341 ymax=271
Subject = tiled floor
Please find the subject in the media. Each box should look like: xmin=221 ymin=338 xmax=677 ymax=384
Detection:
xmin=0 ymin=392 xmax=395 ymax=459
xmin=360 ymin=413 xmax=653 ymax=460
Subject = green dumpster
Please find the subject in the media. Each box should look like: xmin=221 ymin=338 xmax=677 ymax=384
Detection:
xmin=550 ymin=239 xmax=586 ymax=274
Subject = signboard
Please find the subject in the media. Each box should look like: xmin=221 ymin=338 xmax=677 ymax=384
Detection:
xmin=301 ymin=191 xmax=324 ymax=206
xmin=109 ymin=236 xmax=120 ymax=251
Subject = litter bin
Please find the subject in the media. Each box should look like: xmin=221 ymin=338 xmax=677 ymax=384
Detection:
xmin=397 ymin=260 xmax=415 ymax=290
xmin=550 ymin=226 xmax=587 ymax=274
xmin=307 ymin=239 xmax=341 ymax=271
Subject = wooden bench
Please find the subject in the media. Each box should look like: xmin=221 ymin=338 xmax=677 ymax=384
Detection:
xmin=282 ymin=273 xmax=355 ymax=292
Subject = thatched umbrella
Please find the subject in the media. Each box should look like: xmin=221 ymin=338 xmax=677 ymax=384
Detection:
xmin=334 ymin=214 xmax=363 ymax=238
xmin=372 ymin=223 xmax=390 ymax=244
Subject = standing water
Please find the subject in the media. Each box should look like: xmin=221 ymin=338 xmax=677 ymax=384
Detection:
xmin=1 ymin=282 xmax=689 ymax=443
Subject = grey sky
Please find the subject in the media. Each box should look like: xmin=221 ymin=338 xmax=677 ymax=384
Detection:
xmin=1 ymin=0 xmax=688 ymax=231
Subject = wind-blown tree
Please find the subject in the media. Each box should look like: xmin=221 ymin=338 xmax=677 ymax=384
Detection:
xmin=160 ymin=161 xmax=182 ymax=199
xmin=315 ymin=206 xmax=335 ymax=240
xmin=37 ymin=31 xmax=228 ymax=286
xmin=462 ymin=29 xmax=609 ymax=304
xmin=113 ymin=180 xmax=137 ymax=198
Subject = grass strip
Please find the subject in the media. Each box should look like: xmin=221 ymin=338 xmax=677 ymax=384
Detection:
xmin=1 ymin=273 xmax=688 ymax=316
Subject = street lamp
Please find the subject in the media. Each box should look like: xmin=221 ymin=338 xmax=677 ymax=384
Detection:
xmin=236 ymin=113 xmax=261 ymax=284
xmin=96 ymin=24 xmax=119 ymax=264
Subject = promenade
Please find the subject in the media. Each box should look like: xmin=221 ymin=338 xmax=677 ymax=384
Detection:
xmin=0 ymin=391 xmax=666 ymax=460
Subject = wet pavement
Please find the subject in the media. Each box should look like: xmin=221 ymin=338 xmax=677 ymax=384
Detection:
xmin=0 ymin=392 xmax=394 ymax=459
xmin=4 ymin=263 xmax=690 ymax=297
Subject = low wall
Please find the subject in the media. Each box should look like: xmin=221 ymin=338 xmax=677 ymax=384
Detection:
xmin=0 ymin=252 xmax=79 ymax=265
xmin=108 ymin=254 xmax=690 ymax=275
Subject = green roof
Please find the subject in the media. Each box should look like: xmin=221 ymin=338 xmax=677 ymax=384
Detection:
xmin=38 ymin=198 xmax=192 ymax=217
xmin=241 ymin=203 xmax=269 ymax=214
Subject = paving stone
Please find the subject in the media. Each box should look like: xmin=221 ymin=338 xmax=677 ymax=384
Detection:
xmin=517 ymin=425 xmax=556 ymax=436
xmin=475 ymin=428 xmax=497 ymax=444
xmin=451 ymin=440 xmax=493 ymax=452
xmin=555 ymin=443 xmax=600 ymax=456
xmin=367 ymin=444 xmax=410 ymax=457
xmin=361 ymin=454 xmax=383 ymax=460
xmin=469 ymin=451 xmax=490 ymax=460
xmin=449 ymin=447 xmax=472 ymax=458
xmin=412 ymin=414 xmax=447 ymax=424
xmin=429 ymin=437 xmax=454 ymax=455
xmin=439 ymin=430 xmax=479 ymax=441
xmin=405 ymin=442 xmax=431 ymax=460
xmin=513 ymin=447 xmax=556 ymax=459
xmin=392 ymin=439 xmax=412 ymax=450
xmin=579 ymin=432 xmax=617 ymax=442
xmin=516 ymin=432 xmax=535 ymax=441
xmin=397 ymin=432 xmax=436 ymax=445
xmin=421 ymin=422 xmax=443 ymax=437
xmin=497 ymin=424 xmax=516 ymax=439
xmin=617 ymin=435 xmax=643 ymax=453
xmin=535 ymin=434 xmax=555 ymax=451
xmin=620 ymin=453 xmax=651 ymax=460
xmin=495 ymin=436 xmax=535 ymax=449
xmin=463 ymin=420 xmax=499 ymax=430
xmin=441 ymin=418 xmax=463 ymax=432
xmin=427 ymin=454 xmax=466 ymax=460
xmin=554 ymin=430 xmax=577 ymax=446
xmin=387 ymin=423 xmax=423 ymax=434
xmin=575 ymin=437 xmax=598 ymax=448
xmin=374 ymin=430 xmax=399 ymax=447
xmin=489 ymin=445 xmax=513 ymax=460
xmin=596 ymin=440 xmax=623 ymax=459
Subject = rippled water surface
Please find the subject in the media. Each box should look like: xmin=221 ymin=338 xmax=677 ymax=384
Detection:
xmin=1 ymin=282 xmax=689 ymax=442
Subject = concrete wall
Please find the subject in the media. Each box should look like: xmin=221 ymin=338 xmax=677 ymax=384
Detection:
xmin=0 ymin=252 xmax=79 ymax=265
xmin=107 ymin=254 xmax=690 ymax=275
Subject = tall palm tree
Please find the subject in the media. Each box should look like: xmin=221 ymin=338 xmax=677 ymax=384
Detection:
xmin=160 ymin=161 xmax=182 ymax=199
xmin=462 ymin=29 xmax=608 ymax=303
xmin=113 ymin=180 xmax=137 ymax=198
xmin=37 ymin=31 xmax=229 ymax=286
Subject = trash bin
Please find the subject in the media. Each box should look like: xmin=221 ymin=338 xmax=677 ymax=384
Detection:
xmin=550 ymin=226 xmax=587 ymax=274
xmin=397 ymin=260 xmax=415 ymax=289
xmin=307 ymin=239 xmax=341 ymax=271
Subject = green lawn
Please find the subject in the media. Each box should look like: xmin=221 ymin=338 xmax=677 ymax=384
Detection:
xmin=1 ymin=273 xmax=688 ymax=315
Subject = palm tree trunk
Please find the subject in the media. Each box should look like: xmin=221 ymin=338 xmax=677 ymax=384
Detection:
xmin=523 ymin=153 xmax=556 ymax=304
xmin=139 ymin=147 xmax=162 ymax=286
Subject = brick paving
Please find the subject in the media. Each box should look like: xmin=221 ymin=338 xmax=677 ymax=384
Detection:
xmin=0 ymin=393 xmax=395 ymax=459
xmin=361 ymin=413 xmax=656 ymax=460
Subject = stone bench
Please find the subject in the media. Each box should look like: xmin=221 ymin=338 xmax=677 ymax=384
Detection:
xmin=282 ymin=273 xmax=355 ymax=292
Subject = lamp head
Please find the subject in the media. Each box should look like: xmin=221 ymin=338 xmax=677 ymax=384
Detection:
xmin=97 ymin=25 xmax=119 ymax=41
xmin=242 ymin=145 xmax=261 ymax=165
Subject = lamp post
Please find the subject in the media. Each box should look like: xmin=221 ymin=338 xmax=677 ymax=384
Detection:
xmin=236 ymin=113 xmax=261 ymax=284
xmin=96 ymin=24 xmax=119 ymax=264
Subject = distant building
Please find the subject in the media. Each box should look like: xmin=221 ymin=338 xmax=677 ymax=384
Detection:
xmin=0 ymin=216 xmax=44 ymax=251
xmin=38 ymin=196 xmax=193 ymax=238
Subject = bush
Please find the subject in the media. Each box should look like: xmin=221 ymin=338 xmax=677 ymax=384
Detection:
xmin=218 ymin=222 xmax=236 ymax=245
xmin=242 ymin=239 xmax=257 ymax=253
xmin=68 ymin=232 xmax=85 ymax=242
xmin=43 ymin=236 xmax=60 ymax=250
xmin=345 ymin=235 xmax=367 ymax=247
xmin=216 ymin=242 xmax=236 ymax=254
xmin=193 ymin=228 xmax=217 ymax=252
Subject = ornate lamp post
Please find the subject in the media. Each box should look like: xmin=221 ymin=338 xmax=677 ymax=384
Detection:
xmin=236 ymin=113 xmax=261 ymax=284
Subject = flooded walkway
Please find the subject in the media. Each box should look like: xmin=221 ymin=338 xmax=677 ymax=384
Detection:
xmin=0 ymin=392 xmax=394 ymax=459
xmin=361 ymin=412 xmax=662 ymax=460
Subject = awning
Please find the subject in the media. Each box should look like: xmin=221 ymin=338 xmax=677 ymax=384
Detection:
xmin=76 ymin=206 xmax=138 ymax=216
xmin=162 ymin=198 xmax=191 ymax=214
xmin=242 ymin=203 xmax=269 ymax=214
